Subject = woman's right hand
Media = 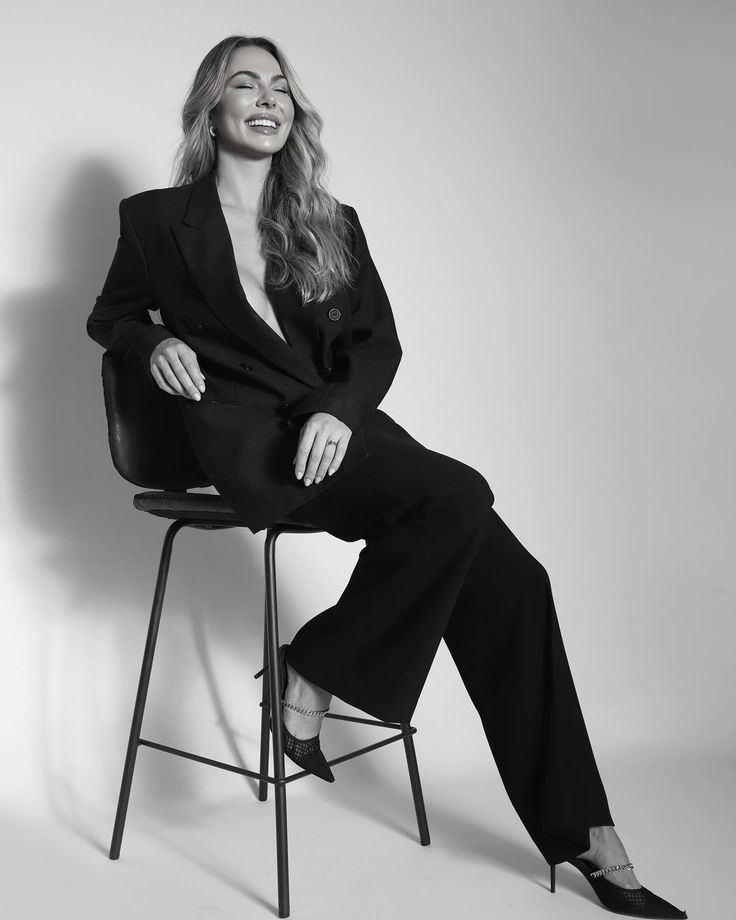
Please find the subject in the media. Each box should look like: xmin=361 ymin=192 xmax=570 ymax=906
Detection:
xmin=150 ymin=337 xmax=206 ymax=400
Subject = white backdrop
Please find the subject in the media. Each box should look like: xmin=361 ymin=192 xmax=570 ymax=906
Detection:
xmin=1 ymin=1 xmax=733 ymax=917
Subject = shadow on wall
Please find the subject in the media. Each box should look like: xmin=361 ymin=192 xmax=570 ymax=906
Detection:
xmin=3 ymin=158 xmax=342 ymax=843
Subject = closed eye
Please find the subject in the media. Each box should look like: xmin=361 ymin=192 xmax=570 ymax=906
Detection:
xmin=236 ymin=83 xmax=290 ymax=94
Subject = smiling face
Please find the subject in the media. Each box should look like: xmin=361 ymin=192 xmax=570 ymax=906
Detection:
xmin=210 ymin=45 xmax=295 ymax=159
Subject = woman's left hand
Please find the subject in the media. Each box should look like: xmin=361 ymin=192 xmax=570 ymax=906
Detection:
xmin=293 ymin=412 xmax=352 ymax=486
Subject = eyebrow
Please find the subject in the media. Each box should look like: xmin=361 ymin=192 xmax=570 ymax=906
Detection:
xmin=228 ymin=70 xmax=288 ymax=83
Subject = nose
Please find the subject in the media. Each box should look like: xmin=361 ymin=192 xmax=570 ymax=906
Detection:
xmin=258 ymin=87 xmax=277 ymax=106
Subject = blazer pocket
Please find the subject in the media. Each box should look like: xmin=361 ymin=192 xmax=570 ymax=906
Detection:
xmin=180 ymin=317 xmax=206 ymax=333
xmin=200 ymin=398 xmax=242 ymax=408
xmin=198 ymin=380 xmax=241 ymax=407
xmin=198 ymin=389 xmax=242 ymax=407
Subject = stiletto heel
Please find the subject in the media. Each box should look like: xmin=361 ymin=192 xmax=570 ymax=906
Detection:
xmin=255 ymin=643 xmax=335 ymax=783
xmin=550 ymin=855 xmax=687 ymax=918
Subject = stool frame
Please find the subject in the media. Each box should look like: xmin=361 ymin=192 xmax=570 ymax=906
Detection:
xmin=108 ymin=515 xmax=431 ymax=918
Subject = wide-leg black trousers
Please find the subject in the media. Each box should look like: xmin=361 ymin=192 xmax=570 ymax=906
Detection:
xmin=282 ymin=410 xmax=614 ymax=865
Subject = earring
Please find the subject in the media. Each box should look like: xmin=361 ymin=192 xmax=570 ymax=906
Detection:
xmin=209 ymin=125 xmax=216 ymax=137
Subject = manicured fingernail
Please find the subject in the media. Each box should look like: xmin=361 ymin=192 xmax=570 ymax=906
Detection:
xmin=296 ymin=470 xmax=303 ymax=480
xmin=199 ymin=383 xmax=205 ymax=391
xmin=193 ymin=393 xmax=200 ymax=400
xmin=304 ymin=478 xmax=312 ymax=486
xmin=314 ymin=477 xmax=322 ymax=484
xmin=328 ymin=469 xmax=335 ymax=475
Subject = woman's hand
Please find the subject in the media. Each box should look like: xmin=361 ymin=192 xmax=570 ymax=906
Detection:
xmin=150 ymin=337 xmax=206 ymax=400
xmin=293 ymin=412 xmax=352 ymax=485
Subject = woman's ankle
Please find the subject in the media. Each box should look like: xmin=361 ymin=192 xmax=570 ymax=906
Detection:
xmin=286 ymin=663 xmax=333 ymax=709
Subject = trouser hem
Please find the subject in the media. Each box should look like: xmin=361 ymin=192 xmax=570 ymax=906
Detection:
xmin=530 ymin=813 xmax=617 ymax=866
xmin=283 ymin=645 xmax=415 ymax=725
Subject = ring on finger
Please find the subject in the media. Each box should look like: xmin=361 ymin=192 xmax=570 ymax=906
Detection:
xmin=325 ymin=439 xmax=339 ymax=449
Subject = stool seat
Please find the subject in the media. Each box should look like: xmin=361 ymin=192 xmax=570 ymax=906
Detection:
xmin=133 ymin=490 xmax=320 ymax=531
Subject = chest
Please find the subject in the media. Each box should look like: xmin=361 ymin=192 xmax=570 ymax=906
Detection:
xmin=221 ymin=210 xmax=289 ymax=344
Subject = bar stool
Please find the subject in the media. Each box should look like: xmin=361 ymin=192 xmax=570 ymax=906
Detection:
xmin=98 ymin=351 xmax=431 ymax=918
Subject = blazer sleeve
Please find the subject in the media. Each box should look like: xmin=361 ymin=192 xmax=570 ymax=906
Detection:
xmin=86 ymin=197 xmax=174 ymax=383
xmin=284 ymin=205 xmax=403 ymax=433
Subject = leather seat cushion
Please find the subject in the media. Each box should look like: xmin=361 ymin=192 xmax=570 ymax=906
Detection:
xmin=133 ymin=491 xmax=321 ymax=531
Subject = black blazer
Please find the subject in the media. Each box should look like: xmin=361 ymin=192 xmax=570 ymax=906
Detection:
xmin=87 ymin=168 xmax=406 ymax=532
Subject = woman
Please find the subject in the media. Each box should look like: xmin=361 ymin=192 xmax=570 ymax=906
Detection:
xmin=87 ymin=34 xmax=687 ymax=919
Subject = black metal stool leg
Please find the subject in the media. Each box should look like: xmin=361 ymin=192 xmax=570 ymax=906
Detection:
xmin=264 ymin=526 xmax=290 ymax=918
xmin=109 ymin=518 xmax=189 ymax=860
xmin=401 ymin=725 xmax=431 ymax=846
xmin=258 ymin=602 xmax=271 ymax=802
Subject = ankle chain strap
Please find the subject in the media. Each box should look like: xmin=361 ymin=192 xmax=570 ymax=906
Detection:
xmin=589 ymin=862 xmax=634 ymax=878
xmin=282 ymin=698 xmax=330 ymax=717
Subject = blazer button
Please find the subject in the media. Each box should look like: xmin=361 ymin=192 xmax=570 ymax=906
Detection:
xmin=242 ymin=365 xmax=253 ymax=372
xmin=328 ymin=307 xmax=342 ymax=321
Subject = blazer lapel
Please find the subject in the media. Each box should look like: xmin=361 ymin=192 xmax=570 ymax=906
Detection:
xmin=171 ymin=169 xmax=323 ymax=388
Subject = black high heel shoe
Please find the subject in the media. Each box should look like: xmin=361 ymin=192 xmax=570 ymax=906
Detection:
xmin=254 ymin=643 xmax=335 ymax=783
xmin=549 ymin=856 xmax=687 ymax=918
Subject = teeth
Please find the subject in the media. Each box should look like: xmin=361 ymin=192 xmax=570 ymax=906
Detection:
xmin=247 ymin=119 xmax=278 ymax=128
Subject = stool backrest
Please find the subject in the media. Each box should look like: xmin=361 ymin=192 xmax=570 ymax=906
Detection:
xmin=101 ymin=350 xmax=210 ymax=490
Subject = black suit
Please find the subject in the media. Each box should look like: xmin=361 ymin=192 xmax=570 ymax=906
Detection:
xmin=87 ymin=169 xmax=614 ymax=867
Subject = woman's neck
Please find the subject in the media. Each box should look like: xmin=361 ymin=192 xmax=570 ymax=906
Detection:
xmin=215 ymin=152 xmax=271 ymax=214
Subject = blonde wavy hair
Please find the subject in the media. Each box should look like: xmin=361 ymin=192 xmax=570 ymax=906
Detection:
xmin=170 ymin=34 xmax=358 ymax=305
